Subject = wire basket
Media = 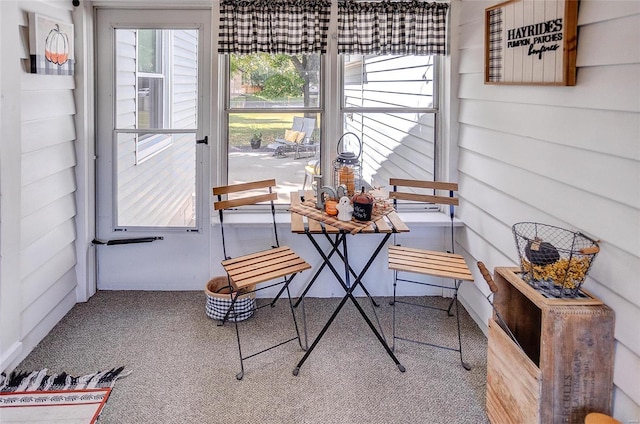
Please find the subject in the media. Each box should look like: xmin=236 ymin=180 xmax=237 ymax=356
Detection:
xmin=512 ymin=222 xmax=600 ymax=298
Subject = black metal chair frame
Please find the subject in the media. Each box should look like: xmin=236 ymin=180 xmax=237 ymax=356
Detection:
xmin=388 ymin=179 xmax=474 ymax=370
xmin=213 ymin=179 xmax=310 ymax=380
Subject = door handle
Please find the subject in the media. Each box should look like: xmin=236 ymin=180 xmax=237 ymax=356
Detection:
xmin=196 ymin=136 xmax=208 ymax=145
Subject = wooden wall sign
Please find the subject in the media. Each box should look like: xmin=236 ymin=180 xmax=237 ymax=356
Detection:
xmin=484 ymin=0 xmax=578 ymax=86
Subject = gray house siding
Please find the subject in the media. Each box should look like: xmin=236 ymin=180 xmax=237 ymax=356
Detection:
xmin=344 ymin=55 xmax=436 ymax=188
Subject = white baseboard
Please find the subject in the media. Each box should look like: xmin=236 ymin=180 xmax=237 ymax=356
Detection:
xmin=2 ymin=292 xmax=76 ymax=373
xmin=1 ymin=342 xmax=23 ymax=374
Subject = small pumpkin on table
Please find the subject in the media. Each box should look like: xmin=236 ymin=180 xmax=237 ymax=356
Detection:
xmin=324 ymin=199 xmax=338 ymax=216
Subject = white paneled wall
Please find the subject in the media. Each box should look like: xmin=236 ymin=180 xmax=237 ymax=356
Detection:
xmin=455 ymin=0 xmax=640 ymax=420
xmin=1 ymin=0 xmax=78 ymax=371
xmin=20 ymin=15 xmax=79 ymax=363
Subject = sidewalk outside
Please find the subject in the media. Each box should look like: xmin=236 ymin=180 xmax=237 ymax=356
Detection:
xmin=229 ymin=145 xmax=316 ymax=203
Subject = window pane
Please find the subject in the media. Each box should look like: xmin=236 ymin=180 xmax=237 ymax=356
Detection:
xmin=344 ymin=55 xmax=434 ymax=109
xmin=345 ymin=112 xmax=435 ymax=189
xmin=114 ymin=28 xmax=199 ymax=228
xmin=228 ymin=112 xmax=321 ymax=204
xmin=117 ymin=28 xmax=199 ymax=131
xmin=227 ymin=53 xmax=323 ymax=204
xmin=138 ymin=30 xmax=161 ymax=73
xmin=342 ymin=55 xmax=437 ymax=189
xmin=230 ymin=53 xmax=320 ymax=109
xmin=116 ymin=132 xmax=196 ymax=227
xmin=138 ymin=76 xmax=164 ymax=129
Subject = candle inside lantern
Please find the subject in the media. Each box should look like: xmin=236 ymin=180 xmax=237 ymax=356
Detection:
xmin=338 ymin=166 xmax=355 ymax=196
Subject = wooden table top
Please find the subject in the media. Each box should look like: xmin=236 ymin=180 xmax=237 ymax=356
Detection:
xmin=290 ymin=191 xmax=410 ymax=235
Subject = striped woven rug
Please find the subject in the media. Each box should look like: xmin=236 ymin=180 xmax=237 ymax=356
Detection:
xmin=0 ymin=367 xmax=130 ymax=392
xmin=0 ymin=368 xmax=130 ymax=424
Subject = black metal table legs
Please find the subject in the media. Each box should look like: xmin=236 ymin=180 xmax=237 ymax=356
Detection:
xmin=293 ymin=231 xmax=405 ymax=376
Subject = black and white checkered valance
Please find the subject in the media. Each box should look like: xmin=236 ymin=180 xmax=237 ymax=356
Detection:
xmin=219 ymin=0 xmax=331 ymax=54
xmin=338 ymin=0 xmax=449 ymax=55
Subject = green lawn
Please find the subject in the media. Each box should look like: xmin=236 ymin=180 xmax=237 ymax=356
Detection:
xmin=227 ymin=94 xmax=312 ymax=147
xmin=228 ymin=112 xmax=296 ymax=146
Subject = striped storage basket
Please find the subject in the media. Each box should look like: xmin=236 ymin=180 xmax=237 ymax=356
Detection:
xmin=205 ymin=276 xmax=256 ymax=322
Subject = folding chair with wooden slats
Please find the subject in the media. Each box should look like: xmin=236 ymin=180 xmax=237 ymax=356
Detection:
xmin=387 ymin=179 xmax=474 ymax=370
xmin=213 ymin=179 xmax=311 ymax=380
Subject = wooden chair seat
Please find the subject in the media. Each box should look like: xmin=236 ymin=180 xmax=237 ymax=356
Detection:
xmin=388 ymin=245 xmax=474 ymax=282
xmin=222 ymin=246 xmax=311 ymax=290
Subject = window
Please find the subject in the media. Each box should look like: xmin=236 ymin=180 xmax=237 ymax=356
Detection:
xmin=113 ymin=28 xmax=199 ymax=227
xmin=224 ymin=53 xmax=439 ymax=203
xmin=225 ymin=53 xmax=322 ymax=203
xmin=220 ymin=0 xmax=447 ymax=204
xmin=135 ymin=29 xmax=172 ymax=164
xmin=341 ymin=54 xmax=438 ymax=190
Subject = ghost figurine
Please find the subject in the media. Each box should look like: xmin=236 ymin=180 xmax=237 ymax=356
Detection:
xmin=336 ymin=196 xmax=354 ymax=222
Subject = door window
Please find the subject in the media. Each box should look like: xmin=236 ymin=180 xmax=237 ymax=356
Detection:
xmin=114 ymin=28 xmax=199 ymax=228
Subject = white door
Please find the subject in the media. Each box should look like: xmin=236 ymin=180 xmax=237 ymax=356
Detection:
xmin=95 ymin=9 xmax=212 ymax=290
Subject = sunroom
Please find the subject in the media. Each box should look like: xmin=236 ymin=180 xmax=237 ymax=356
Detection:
xmin=0 ymin=0 xmax=638 ymax=422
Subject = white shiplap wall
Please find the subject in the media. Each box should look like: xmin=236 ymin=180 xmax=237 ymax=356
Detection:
xmin=0 ymin=1 xmax=78 ymax=371
xmin=454 ymin=0 xmax=640 ymax=420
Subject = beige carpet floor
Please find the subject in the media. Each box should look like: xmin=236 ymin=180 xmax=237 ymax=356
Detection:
xmin=15 ymin=291 xmax=489 ymax=423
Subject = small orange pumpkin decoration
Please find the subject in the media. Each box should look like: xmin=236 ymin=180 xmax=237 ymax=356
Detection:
xmin=325 ymin=199 xmax=338 ymax=216
xmin=45 ymin=24 xmax=70 ymax=66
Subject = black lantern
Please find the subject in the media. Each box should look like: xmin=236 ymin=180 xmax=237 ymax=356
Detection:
xmin=332 ymin=133 xmax=362 ymax=197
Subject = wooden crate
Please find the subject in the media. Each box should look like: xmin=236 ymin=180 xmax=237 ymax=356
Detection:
xmin=487 ymin=267 xmax=615 ymax=424
xmin=487 ymin=319 xmax=541 ymax=424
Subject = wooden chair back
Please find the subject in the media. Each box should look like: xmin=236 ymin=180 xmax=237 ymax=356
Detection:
xmin=213 ymin=179 xmax=278 ymax=210
xmin=388 ymin=178 xmax=458 ymax=207
xmin=213 ymin=179 xmax=280 ymax=260
xmin=389 ymin=178 xmax=460 ymax=252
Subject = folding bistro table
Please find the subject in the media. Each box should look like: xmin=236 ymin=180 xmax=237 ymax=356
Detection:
xmin=289 ymin=191 xmax=409 ymax=375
